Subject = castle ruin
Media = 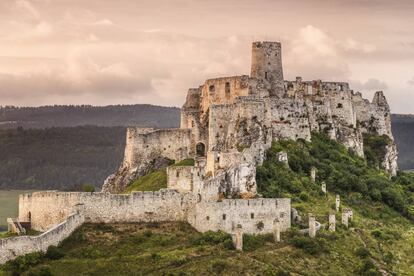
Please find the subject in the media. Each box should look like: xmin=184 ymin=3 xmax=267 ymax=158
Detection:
xmin=1 ymin=41 xmax=397 ymax=264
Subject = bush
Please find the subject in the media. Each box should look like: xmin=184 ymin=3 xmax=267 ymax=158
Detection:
xmin=45 ymin=246 xmax=65 ymax=260
xmin=192 ymin=231 xmax=232 ymax=246
xmin=355 ymin=247 xmax=371 ymax=258
xmin=299 ymin=192 xmax=309 ymax=201
xmin=3 ymin=252 xmax=45 ymax=274
xmin=82 ymin=183 xmax=95 ymax=192
xmin=210 ymin=260 xmax=228 ymax=274
xmin=242 ymin=234 xmax=272 ymax=251
xmin=290 ymin=236 xmax=329 ymax=255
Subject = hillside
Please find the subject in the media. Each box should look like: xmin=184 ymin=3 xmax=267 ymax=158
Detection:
xmin=0 ymin=105 xmax=180 ymax=129
xmin=392 ymin=114 xmax=414 ymax=170
xmin=1 ymin=134 xmax=414 ymax=275
xmin=0 ymin=127 xmax=126 ymax=190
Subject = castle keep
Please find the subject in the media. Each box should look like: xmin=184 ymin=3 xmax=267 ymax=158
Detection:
xmin=1 ymin=42 xmax=397 ymax=264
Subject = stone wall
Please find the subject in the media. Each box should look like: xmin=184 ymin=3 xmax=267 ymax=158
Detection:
xmin=0 ymin=212 xmax=84 ymax=265
xmin=200 ymin=75 xmax=250 ymax=114
xmin=102 ymin=128 xmax=193 ymax=193
xmin=19 ymin=190 xmax=197 ymax=232
xmin=189 ymin=198 xmax=291 ymax=234
xmin=124 ymin=128 xmax=192 ymax=168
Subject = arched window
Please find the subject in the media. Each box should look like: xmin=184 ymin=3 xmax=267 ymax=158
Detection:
xmin=196 ymin=142 xmax=206 ymax=157
xmin=28 ymin=211 xmax=31 ymax=221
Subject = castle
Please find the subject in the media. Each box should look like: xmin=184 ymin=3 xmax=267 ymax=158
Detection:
xmin=1 ymin=41 xmax=397 ymax=264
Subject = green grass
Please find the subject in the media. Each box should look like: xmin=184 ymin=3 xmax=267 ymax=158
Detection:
xmin=124 ymin=159 xmax=195 ymax=193
xmin=124 ymin=170 xmax=167 ymax=193
xmin=171 ymin=159 xmax=195 ymax=167
xmin=1 ymin=216 xmax=413 ymax=275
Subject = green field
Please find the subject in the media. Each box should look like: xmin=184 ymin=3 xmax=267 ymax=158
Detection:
xmin=0 ymin=190 xmax=35 ymax=231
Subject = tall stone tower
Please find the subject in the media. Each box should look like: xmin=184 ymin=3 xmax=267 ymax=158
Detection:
xmin=251 ymin=41 xmax=284 ymax=96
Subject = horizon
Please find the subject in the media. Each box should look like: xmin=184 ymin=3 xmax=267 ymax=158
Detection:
xmin=1 ymin=0 xmax=414 ymax=113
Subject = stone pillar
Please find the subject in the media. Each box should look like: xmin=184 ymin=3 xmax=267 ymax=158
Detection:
xmin=273 ymin=219 xmax=281 ymax=242
xmin=342 ymin=211 xmax=349 ymax=228
xmin=308 ymin=213 xmax=316 ymax=238
xmin=335 ymin=194 xmax=340 ymax=212
xmin=276 ymin=151 xmax=289 ymax=166
xmin=347 ymin=209 xmax=353 ymax=221
xmin=310 ymin=167 xmax=317 ymax=182
xmin=233 ymin=225 xmax=243 ymax=251
xmin=328 ymin=214 xmax=336 ymax=232
xmin=321 ymin=182 xmax=327 ymax=194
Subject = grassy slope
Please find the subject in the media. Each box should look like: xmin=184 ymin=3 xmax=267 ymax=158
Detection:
xmin=124 ymin=159 xmax=195 ymax=193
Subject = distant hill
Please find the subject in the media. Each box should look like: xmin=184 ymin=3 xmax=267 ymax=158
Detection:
xmin=391 ymin=114 xmax=414 ymax=170
xmin=0 ymin=126 xmax=126 ymax=190
xmin=0 ymin=105 xmax=180 ymax=129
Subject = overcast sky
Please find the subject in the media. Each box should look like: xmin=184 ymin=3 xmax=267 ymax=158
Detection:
xmin=0 ymin=0 xmax=413 ymax=113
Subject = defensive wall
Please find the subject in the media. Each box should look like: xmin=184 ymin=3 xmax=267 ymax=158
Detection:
xmin=189 ymin=198 xmax=291 ymax=234
xmin=0 ymin=212 xmax=84 ymax=265
xmin=19 ymin=190 xmax=197 ymax=232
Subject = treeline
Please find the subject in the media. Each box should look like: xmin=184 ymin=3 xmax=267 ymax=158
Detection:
xmin=0 ymin=104 xmax=180 ymax=129
xmin=0 ymin=126 xmax=126 ymax=190
xmin=392 ymin=114 xmax=414 ymax=170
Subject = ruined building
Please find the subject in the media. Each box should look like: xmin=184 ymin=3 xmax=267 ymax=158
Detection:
xmin=1 ymin=42 xmax=398 ymax=264
xmin=103 ymin=41 xmax=398 ymax=194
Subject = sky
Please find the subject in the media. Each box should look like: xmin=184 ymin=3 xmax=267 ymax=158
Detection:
xmin=0 ymin=0 xmax=413 ymax=113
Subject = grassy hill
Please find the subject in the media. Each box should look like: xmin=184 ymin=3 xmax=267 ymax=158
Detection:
xmin=1 ymin=134 xmax=414 ymax=275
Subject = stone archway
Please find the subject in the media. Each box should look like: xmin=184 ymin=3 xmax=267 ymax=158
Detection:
xmin=196 ymin=142 xmax=206 ymax=157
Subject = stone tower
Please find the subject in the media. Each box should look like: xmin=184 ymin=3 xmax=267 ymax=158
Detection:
xmin=251 ymin=41 xmax=284 ymax=96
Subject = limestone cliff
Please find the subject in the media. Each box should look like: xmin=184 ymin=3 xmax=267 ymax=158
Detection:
xmin=103 ymin=41 xmax=398 ymax=193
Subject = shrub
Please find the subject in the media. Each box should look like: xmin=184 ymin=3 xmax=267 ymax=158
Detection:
xmin=210 ymin=260 xmax=228 ymax=274
xmin=290 ymin=236 xmax=329 ymax=255
xmin=45 ymin=246 xmax=65 ymax=260
xmin=192 ymin=231 xmax=232 ymax=246
xmin=82 ymin=183 xmax=95 ymax=192
xmin=355 ymin=247 xmax=371 ymax=258
xmin=150 ymin=253 xmax=160 ymax=261
xmin=256 ymin=221 xmax=265 ymax=230
xmin=299 ymin=192 xmax=309 ymax=201
xmin=3 ymin=252 xmax=45 ymax=274
xmin=143 ymin=230 xmax=153 ymax=237
xmin=242 ymin=234 xmax=272 ymax=251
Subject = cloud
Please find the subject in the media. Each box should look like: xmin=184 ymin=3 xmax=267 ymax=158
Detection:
xmin=91 ymin=19 xmax=114 ymax=26
xmin=351 ymin=78 xmax=388 ymax=91
xmin=15 ymin=0 xmax=40 ymax=20
xmin=283 ymin=25 xmax=351 ymax=80
xmin=408 ymin=77 xmax=414 ymax=86
xmin=0 ymin=50 xmax=155 ymax=106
